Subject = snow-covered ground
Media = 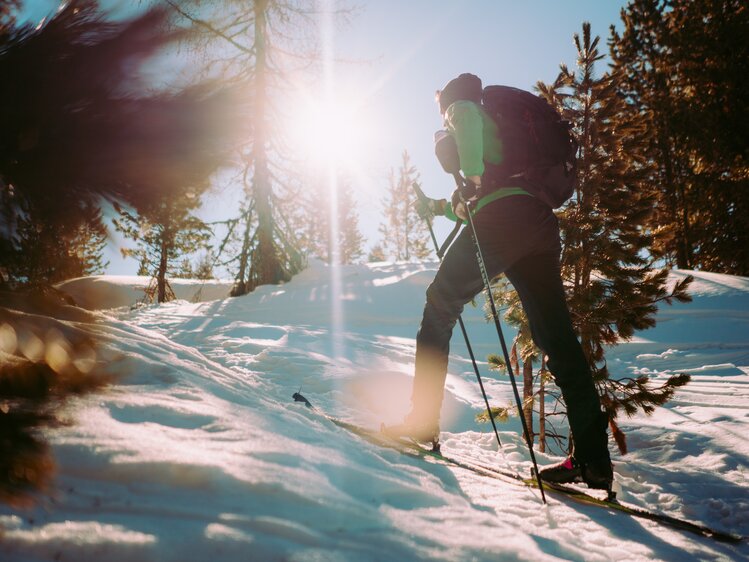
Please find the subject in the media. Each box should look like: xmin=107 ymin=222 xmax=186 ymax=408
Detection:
xmin=2 ymin=261 xmax=748 ymax=561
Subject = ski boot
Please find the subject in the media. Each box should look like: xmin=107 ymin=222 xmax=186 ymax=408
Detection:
xmin=539 ymin=456 xmax=615 ymax=498
xmin=381 ymin=417 xmax=440 ymax=452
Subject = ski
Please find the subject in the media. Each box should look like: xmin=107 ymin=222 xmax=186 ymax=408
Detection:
xmin=293 ymin=393 xmax=743 ymax=545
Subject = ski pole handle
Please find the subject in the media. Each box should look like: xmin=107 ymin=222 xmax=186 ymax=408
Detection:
xmin=412 ymin=181 xmax=430 ymax=205
xmin=411 ymin=182 xmax=461 ymax=259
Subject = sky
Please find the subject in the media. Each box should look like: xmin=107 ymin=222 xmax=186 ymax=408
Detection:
xmin=20 ymin=0 xmax=630 ymax=276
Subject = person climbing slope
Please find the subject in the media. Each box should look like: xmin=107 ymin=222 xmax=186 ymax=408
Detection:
xmin=389 ymin=73 xmax=613 ymax=491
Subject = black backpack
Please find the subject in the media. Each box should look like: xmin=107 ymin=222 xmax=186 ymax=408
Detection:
xmin=481 ymin=85 xmax=577 ymax=208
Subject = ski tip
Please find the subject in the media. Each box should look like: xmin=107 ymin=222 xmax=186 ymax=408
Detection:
xmin=292 ymin=392 xmax=312 ymax=408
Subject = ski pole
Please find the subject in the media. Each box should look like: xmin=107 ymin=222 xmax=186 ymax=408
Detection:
xmin=411 ymin=182 xmax=503 ymax=449
xmin=458 ymin=180 xmax=547 ymax=504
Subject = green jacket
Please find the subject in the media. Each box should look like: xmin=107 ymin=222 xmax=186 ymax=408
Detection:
xmin=442 ymin=100 xmax=531 ymax=222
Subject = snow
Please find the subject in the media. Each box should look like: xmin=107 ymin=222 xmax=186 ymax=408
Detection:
xmin=56 ymin=275 xmax=235 ymax=310
xmin=2 ymin=261 xmax=748 ymax=561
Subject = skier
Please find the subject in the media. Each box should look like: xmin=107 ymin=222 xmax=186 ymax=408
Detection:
xmin=389 ymin=73 xmax=613 ymax=490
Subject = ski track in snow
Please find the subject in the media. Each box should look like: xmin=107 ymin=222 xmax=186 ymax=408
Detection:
xmin=2 ymin=264 xmax=748 ymax=561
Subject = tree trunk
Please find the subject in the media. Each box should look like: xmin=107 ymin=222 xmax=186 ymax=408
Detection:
xmin=403 ymin=188 xmax=410 ymax=261
xmin=658 ymin=124 xmax=692 ymax=269
xmin=233 ymin=211 xmax=252 ymax=296
xmin=650 ymin=38 xmax=692 ymax=270
xmin=522 ymin=357 xmax=534 ymax=446
xmin=677 ymin=178 xmax=694 ymax=268
xmin=249 ymin=0 xmax=281 ymax=290
xmin=157 ymin=234 xmax=168 ymax=304
xmin=539 ymin=356 xmax=546 ymax=453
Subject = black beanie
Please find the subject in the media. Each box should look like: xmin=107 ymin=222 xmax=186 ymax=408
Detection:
xmin=437 ymin=73 xmax=483 ymax=114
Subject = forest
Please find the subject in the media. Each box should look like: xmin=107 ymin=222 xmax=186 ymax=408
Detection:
xmin=0 ymin=0 xmax=747 ymax=521
xmin=1 ymin=1 xmax=746 ymax=293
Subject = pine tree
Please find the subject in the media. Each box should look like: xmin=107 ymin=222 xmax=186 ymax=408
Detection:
xmin=295 ymin=173 xmax=331 ymax=264
xmin=487 ymin=278 xmax=542 ymax=446
xmin=296 ymin=175 xmax=364 ymax=265
xmin=70 ymin=204 xmax=109 ymax=277
xmin=609 ymin=1 xmax=689 ymax=269
xmin=11 ymin=214 xmax=76 ymax=285
xmin=483 ymin=278 xmax=570 ymax=453
xmin=299 ymin=189 xmax=328 ymax=263
xmin=660 ymin=0 xmax=749 ymax=275
xmin=175 ymin=258 xmax=194 ymax=279
xmin=170 ymin=1 xmax=353 ymax=293
xmin=610 ymin=0 xmax=749 ymax=275
xmin=174 ymin=251 xmax=216 ymax=280
xmin=8 ymin=201 xmax=108 ymax=285
xmin=337 ymin=177 xmax=365 ymax=265
xmin=531 ymin=22 xmax=693 ymax=454
xmin=367 ymin=244 xmax=386 ymax=263
xmin=243 ymin=0 xmax=285 ymax=291
xmin=379 ymin=151 xmax=432 ymax=262
xmin=0 ymin=2 xmax=244 ymax=288
xmin=113 ymin=194 xmax=211 ymax=303
xmin=192 ymin=251 xmax=216 ymax=280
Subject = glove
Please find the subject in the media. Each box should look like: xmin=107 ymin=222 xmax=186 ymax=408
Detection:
xmin=451 ymin=189 xmax=468 ymax=221
xmin=415 ymin=197 xmax=447 ymax=219
xmin=451 ymin=177 xmax=480 ymax=221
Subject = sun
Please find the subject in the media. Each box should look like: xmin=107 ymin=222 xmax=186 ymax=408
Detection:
xmin=285 ymin=90 xmax=373 ymax=175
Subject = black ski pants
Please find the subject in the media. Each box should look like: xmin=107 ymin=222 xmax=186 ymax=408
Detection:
xmin=413 ymin=195 xmax=609 ymax=463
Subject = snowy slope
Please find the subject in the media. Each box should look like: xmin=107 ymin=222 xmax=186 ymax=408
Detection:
xmin=1 ymin=262 xmax=748 ymax=561
xmin=56 ymin=275 xmax=235 ymax=310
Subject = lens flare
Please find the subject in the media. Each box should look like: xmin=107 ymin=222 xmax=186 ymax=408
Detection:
xmin=0 ymin=323 xmax=18 ymax=354
xmin=320 ymin=0 xmax=343 ymax=361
